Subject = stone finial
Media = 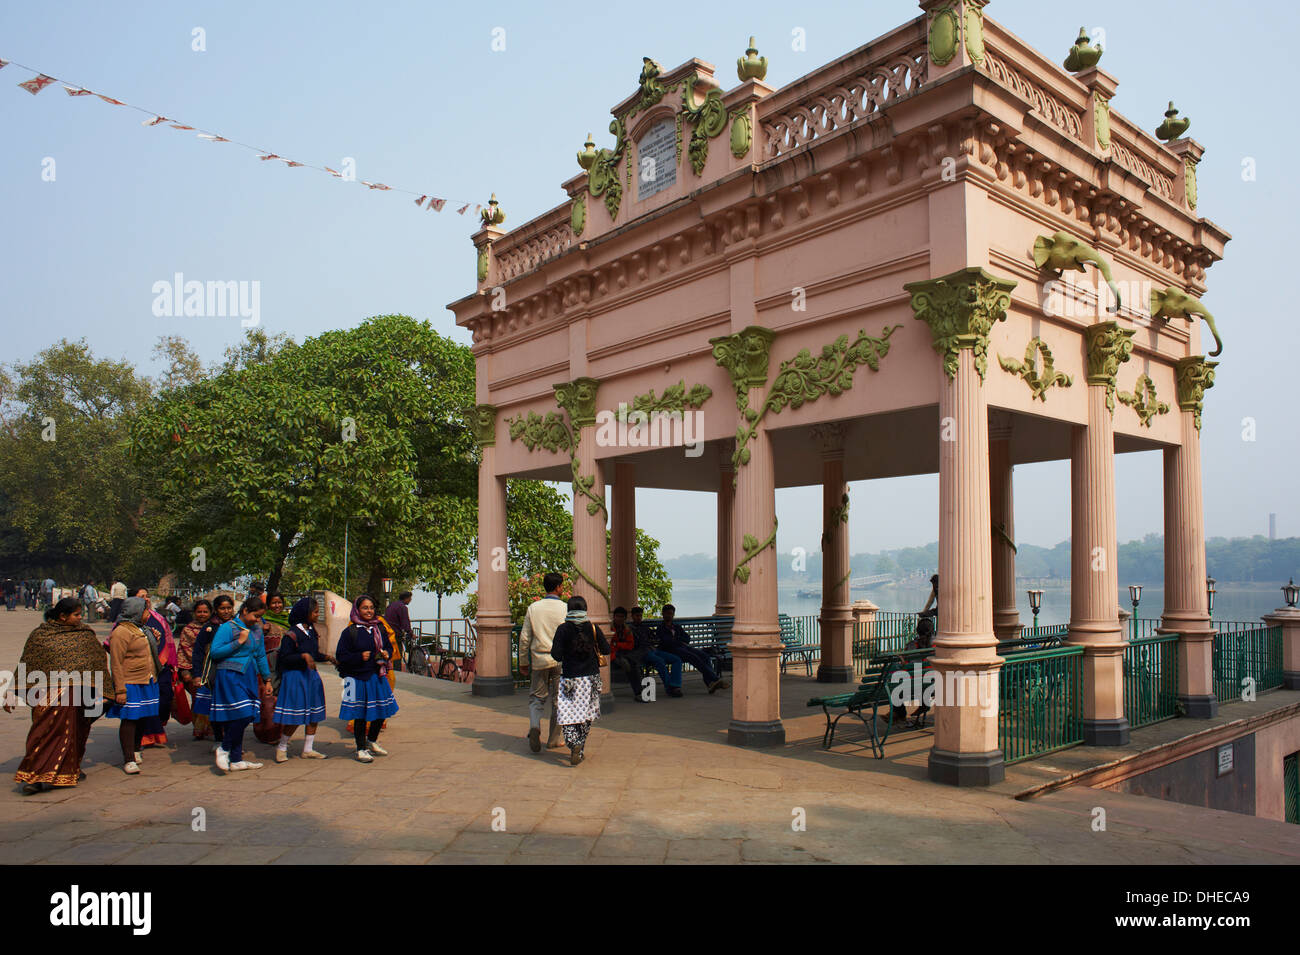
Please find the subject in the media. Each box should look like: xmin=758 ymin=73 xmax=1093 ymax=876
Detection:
xmin=737 ymin=36 xmax=768 ymax=82
xmin=577 ymin=133 xmax=597 ymax=172
xmin=480 ymin=193 xmax=505 ymax=227
xmin=1155 ymin=101 xmax=1191 ymax=141
xmin=1063 ymin=27 xmax=1103 ymax=72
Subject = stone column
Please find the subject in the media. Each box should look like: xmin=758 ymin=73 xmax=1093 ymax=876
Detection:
xmin=989 ymin=415 xmax=1020 ymax=642
xmin=611 ymin=462 xmax=637 ymax=611
xmin=1161 ymin=356 xmax=1218 ymax=716
xmin=1067 ymin=322 xmax=1134 ymax=745
xmin=1264 ymin=605 xmax=1300 ymax=690
xmin=905 ymin=267 xmax=1015 ymax=786
xmin=471 ymin=404 xmax=513 ymax=697
xmin=711 ymin=327 xmax=783 ymax=746
xmin=555 ymin=377 xmax=613 ymax=708
xmin=814 ymin=423 xmax=854 ymax=683
xmin=715 ymin=446 xmax=736 ymax=618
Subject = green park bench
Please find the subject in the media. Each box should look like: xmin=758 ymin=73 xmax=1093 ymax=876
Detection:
xmin=807 ymin=662 xmax=900 ymax=757
xmin=779 ymin=613 xmax=815 ymax=676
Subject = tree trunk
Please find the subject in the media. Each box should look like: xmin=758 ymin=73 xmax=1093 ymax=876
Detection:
xmin=266 ymin=529 xmax=295 ymax=596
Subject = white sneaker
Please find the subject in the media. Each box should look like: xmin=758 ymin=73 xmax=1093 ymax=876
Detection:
xmin=123 ymin=761 xmax=140 ymax=775
xmin=368 ymin=741 xmax=388 ymax=756
xmin=230 ymin=760 xmax=262 ymax=771
xmin=355 ymin=750 xmax=374 ymax=763
xmin=215 ymin=747 xmax=230 ymax=772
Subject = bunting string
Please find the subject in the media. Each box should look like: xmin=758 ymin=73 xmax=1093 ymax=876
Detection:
xmin=1 ymin=56 xmax=483 ymax=221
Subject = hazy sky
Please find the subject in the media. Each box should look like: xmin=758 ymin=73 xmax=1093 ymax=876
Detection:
xmin=3 ymin=0 xmax=1296 ymax=560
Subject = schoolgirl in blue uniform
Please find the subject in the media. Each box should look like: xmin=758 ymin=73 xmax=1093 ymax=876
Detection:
xmin=335 ymin=594 xmax=399 ymax=763
xmin=191 ymin=593 xmax=235 ymax=746
xmin=208 ymin=595 xmax=271 ymax=772
xmin=273 ymin=596 xmax=335 ymax=761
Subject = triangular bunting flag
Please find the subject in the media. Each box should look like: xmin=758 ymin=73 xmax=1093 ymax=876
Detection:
xmin=169 ymin=124 xmax=195 ymax=131
xmin=284 ymin=160 xmax=303 ymax=167
xmin=63 ymin=86 xmax=94 ymax=96
xmin=430 ymin=198 xmax=446 ymax=212
xmin=18 ymin=74 xmax=56 ymax=95
xmin=325 ymin=167 xmax=341 ymax=177
xmin=258 ymin=154 xmax=280 ymax=161
xmin=142 ymin=115 xmax=169 ymax=126
xmin=414 ymin=195 xmax=427 ymax=208
xmin=457 ymin=204 xmax=469 ymax=215
xmin=0 ymin=59 xmax=8 ymax=69
xmin=96 ymin=93 xmax=125 ymax=105
xmin=197 ymin=133 xmax=229 ymax=142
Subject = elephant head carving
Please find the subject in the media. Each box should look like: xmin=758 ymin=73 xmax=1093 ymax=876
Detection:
xmin=1033 ymin=231 xmax=1121 ymax=313
xmin=1150 ymin=286 xmax=1222 ymax=357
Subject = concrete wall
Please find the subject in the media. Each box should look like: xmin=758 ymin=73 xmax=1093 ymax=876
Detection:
xmin=1113 ymin=735 xmax=1256 ymax=816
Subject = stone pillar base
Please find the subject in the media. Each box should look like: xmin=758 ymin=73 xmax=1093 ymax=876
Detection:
xmin=1285 ymin=671 xmax=1300 ymax=690
xmin=816 ymin=664 xmax=854 ymax=683
xmin=928 ymin=748 xmax=1005 ymax=787
xmin=727 ymin=719 xmax=786 ymax=747
xmin=1179 ymin=693 xmax=1218 ymax=719
xmin=1082 ymin=717 xmax=1130 ymax=746
xmin=471 ymin=675 xmax=515 ymax=698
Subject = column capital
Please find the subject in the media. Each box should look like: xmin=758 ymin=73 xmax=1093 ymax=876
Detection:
xmin=553 ymin=376 xmax=601 ymax=428
xmin=811 ymin=421 xmax=849 ymax=456
xmin=710 ymin=326 xmax=776 ymax=410
xmin=905 ymin=267 xmax=1017 ymax=381
xmin=470 ymin=403 xmax=497 ymax=447
xmin=1174 ymin=355 xmax=1218 ymax=431
xmin=1083 ymin=321 xmax=1135 ymax=412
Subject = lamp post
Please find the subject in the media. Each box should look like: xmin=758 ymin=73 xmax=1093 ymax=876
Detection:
xmin=1206 ymin=576 xmax=1217 ymax=620
xmin=342 ymin=519 xmax=349 ymax=601
xmin=1128 ymin=584 xmax=1142 ymax=641
xmin=1283 ymin=578 xmax=1298 ymax=609
xmin=382 ymin=577 xmax=393 ymax=602
xmin=1028 ymin=589 xmax=1043 ymax=635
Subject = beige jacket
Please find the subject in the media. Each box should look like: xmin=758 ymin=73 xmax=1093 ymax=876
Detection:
xmin=108 ymin=623 xmax=158 ymax=698
xmin=519 ymin=596 xmax=568 ymax=670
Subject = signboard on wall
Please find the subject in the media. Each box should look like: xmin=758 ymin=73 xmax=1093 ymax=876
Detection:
xmin=1217 ymin=743 xmax=1234 ymax=776
xmin=637 ymin=119 xmax=677 ymax=201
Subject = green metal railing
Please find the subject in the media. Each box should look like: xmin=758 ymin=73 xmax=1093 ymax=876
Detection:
xmin=999 ymin=645 xmax=1084 ymax=764
xmin=1285 ymin=752 xmax=1299 ymax=825
xmin=1124 ymin=635 xmax=1179 ymax=729
xmin=783 ymin=614 xmax=822 ymax=663
xmin=1213 ymin=624 xmax=1283 ymax=704
xmin=1016 ymin=623 xmax=1070 ymax=640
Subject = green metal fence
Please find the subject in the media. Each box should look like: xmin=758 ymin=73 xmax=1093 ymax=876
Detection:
xmin=1285 ymin=752 xmax=1299 ymax=825
xmin=999 ymin=645 xmax=1085 ymax=764
xmin=1124 ymin=635 xmax=1179 ymax=729
xmin=784 ymin=614 xmax=822 ymax=663
xmin=1213 ymin=624 xmax=1283 ymax=704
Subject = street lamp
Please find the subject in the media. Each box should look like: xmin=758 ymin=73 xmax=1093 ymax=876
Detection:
xmin=382 ymin=577 xmax=393 ymax=598
xmin=1028 ymin=589 xmax=1044 ymax=634
xmin=1206 ymin=577 xmax=1216 ymax=619
xmin=1128 ymin=584 xmax=1142 ymax=640
xmin=1283 ymin=578 xmax=1299 ymax=609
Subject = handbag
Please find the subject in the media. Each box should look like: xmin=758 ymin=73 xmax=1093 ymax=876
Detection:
xmin=171 ymin=668 xmax=193 ymax=725
xmin=592 ymin=624 xmax=609 ymax=668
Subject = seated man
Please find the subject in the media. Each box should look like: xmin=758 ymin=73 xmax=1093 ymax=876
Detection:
xmin=655 ymin=604 xmax=730 ymax=694
xmin=609 ymin=606 xmax=650 ymax=702
xmin=629 ymin=606 xmax=683 ymax=698
xmin=892 ymin=615 xmax=935 ymax=729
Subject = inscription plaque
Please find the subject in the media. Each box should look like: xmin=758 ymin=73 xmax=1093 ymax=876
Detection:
xmin=636 ymin=119 xmax=677 ymax=201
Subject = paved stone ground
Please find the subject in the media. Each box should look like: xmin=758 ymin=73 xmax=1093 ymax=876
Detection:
xmin=1 ymin=606 xmax=1298 ymax=864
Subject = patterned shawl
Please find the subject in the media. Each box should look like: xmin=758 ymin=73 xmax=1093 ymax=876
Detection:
xmin=18 ymin=619 xmax=108 ymax=688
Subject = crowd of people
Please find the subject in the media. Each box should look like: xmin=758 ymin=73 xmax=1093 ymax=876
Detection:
xmin=517 ymin=572 xmax=731 ymax=766
xmin=6 ymin=582 xmax=404 ymax=795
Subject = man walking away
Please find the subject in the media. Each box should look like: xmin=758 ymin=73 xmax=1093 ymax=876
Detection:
xmin=78 ymin=581 xmax=98 ymax=620
xmin=518 ymin=573 xmax=569 ymax=752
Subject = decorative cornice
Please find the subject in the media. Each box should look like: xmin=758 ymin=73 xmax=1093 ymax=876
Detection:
xmin=1083 ymin=321 xmax=1135 ymax=413
xmin=471 ymin=404 xmax=497 ymax=447
xmin=1175 ymin=356 xmax=1217 ymax=431
xmin=997 ymin=337 xmax=1072 ymax=401
xmin=904 ymin=266 xmax=1017 ymax=381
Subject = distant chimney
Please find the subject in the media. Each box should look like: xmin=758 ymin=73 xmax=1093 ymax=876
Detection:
xmin=1270 ymin=513 xmax=1277 ymax=540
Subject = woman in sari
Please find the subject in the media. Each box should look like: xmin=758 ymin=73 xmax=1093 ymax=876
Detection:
xmin=191 ymin=594 xmax=234 ymax=745
xmin=105 ymin=596 xmax=160 ymax=774
xmin=7 ymin=598 xmax=109 ymax=794
xmin=335 ymin=594 xmax=399 ymax=762
xmin=274 ymin=597 xmax=334 ymax=760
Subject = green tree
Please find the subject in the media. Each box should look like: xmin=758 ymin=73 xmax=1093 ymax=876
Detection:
xmin=0 ymin=340 xmax=152 ymax=580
